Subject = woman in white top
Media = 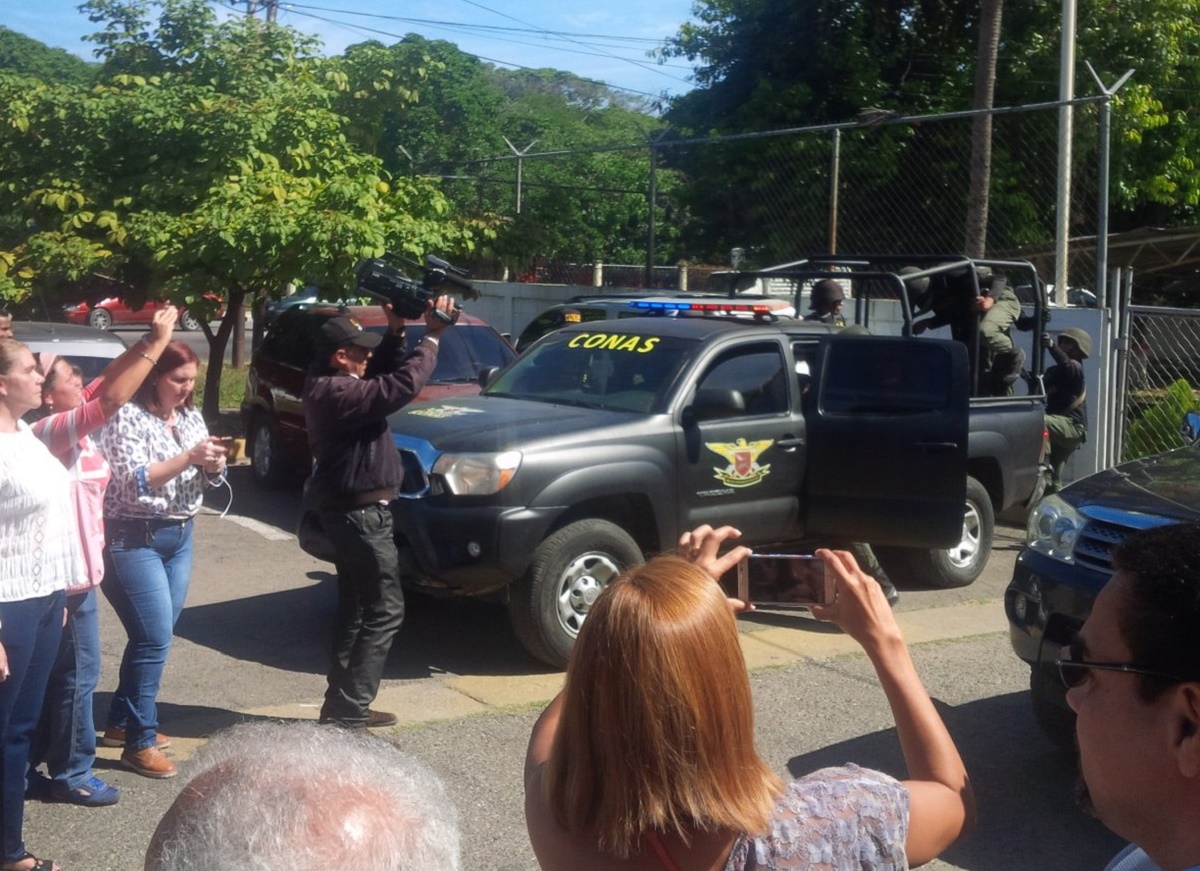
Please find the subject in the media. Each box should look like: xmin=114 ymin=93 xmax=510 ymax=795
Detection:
xmin=0 ymin=338 xmax=76 ymax=871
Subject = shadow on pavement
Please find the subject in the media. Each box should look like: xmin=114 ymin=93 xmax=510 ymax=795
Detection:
xmin=787 ymin=690 xmax=1123 ymax=871
xmin=172 ymin=571 xmax=556 ymax=681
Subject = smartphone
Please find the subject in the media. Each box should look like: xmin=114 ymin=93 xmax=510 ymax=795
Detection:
xmin=719 ymin=553 xmax=833 ymax=608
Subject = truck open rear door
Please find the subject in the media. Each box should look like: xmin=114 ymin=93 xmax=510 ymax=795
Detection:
xmin=804 ymin=335 xmax=970 ymax=548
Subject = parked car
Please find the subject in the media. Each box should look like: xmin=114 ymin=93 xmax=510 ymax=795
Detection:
xmin=1005 ymin=411 xmax=1200 ymax=749
xmin=241 ymin=304 xmax=516 ymax=488
xmin=11 ymin=320 xmax=127 ymax=381
xmin=262 ymin=286 xmax=354 ymax=326
xmin=63 ymin=296 xmax=223 ymax=331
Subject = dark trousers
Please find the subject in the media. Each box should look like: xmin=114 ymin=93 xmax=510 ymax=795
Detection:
xmin=318 ymin=503 xmax=405 ymax=727
xmin=0 ymin=590 xmax=65 ymax=863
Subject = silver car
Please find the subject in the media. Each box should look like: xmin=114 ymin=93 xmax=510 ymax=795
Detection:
xmin=11 ymin=321 xmax=128 ymax=380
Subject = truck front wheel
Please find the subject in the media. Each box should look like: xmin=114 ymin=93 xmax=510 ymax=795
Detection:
xmin=508 ymin=519 xmax=643 ymax=668
xmin=892 ymin=476 xmax=994 ymax=588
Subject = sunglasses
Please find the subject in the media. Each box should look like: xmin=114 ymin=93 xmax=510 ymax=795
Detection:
xmin=1056 ymin=639 xmax=1189 ymax=689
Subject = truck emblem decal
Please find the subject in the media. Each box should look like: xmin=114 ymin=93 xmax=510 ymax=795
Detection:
xmin=408 ymin=405 xmax=486 ymax=419
xmin=705 ymin=438 xmax=773 ymax=487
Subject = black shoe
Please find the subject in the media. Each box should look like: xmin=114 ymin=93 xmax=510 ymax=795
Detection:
xmin=874 ymin=571 xmax=900 ymax=607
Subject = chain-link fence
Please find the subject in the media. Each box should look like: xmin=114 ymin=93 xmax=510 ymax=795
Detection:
xmin=1120 ymin=305 xmax=1200 ymax=460
xmin=443 ymin=98 xmax=1105 ymax=292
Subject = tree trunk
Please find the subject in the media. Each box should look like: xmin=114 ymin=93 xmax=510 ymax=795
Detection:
xmin=965 ymin=0 xmax=1004 ymax=258
xmin=201 ymin=287 xmax=246 ymax=425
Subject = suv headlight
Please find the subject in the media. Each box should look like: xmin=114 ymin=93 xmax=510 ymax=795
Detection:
xmin=432 ymin=451 xmax=521 ymax=495
xmin=1026 ymin=494 xmax=1085 ymax=563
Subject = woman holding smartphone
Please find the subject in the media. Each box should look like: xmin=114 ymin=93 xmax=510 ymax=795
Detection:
xmin=98 ymin=340 xmax=226 ymax=780
xmin=524 ymin=525 xmax=974 ymax=871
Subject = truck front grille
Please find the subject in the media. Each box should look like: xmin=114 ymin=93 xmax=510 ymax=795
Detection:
xmin=396 ymin=449 xmax=430 ymax=497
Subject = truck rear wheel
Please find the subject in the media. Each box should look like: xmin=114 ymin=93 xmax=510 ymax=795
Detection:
xmin=508 ymin=519 xmax=643 ymax=668
xmin=892 ymin=475 xmax=994 ymax=588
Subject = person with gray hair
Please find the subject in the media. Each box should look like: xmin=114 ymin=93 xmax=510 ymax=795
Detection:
xmin=144 ymin=721 xmax=460 ymax=871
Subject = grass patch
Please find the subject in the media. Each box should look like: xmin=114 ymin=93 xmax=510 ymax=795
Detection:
xmin=196 ymin=362 xmax=247 ymax=413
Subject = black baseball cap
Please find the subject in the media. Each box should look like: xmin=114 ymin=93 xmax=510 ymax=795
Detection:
xmin=319 ymin=315 xmax=382 ymax=351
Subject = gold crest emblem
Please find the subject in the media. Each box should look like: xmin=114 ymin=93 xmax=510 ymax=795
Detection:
xmin=704 ymin=438 xmax=773 ymax=487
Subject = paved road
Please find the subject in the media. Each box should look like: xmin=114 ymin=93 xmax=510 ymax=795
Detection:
xmin=23 ymin=473 xmax=1123 ymax=870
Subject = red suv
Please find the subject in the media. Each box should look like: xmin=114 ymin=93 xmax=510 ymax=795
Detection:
xmin=241 ymin=304 xmax=516 ymax=488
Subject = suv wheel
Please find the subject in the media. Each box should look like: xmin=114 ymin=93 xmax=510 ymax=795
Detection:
xmin=249 ymin=413 xmax=289 ymax=489
xmin=88 ymin=308 xmax=112 ymax=330
xmin=508 ymin=519 xmax=642 ymax=668
xmin=180 ymin=310 xmax=202 ymax=331
xmin=888 ymin=476 xmax=994 ymax=588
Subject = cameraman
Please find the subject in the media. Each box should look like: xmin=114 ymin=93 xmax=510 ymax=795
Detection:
xmin=303 ymin=296 xmax=456 ymax=729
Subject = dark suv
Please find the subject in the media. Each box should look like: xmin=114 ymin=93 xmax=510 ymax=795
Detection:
xmin=1005 ymin=411 xmax=1200 ymax=749
xmin=241 ymin=304 xmax=516 ymax=488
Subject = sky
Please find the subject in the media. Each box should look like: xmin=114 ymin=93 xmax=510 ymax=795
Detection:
xmin=1 ymin=0 xmax=701 ymax=102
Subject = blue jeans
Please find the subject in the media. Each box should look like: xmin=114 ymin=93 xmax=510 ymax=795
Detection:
xmin=101 ymin=518 xmax=194 ymax=752
xmin=0 ymin=590 xmax=65 ymax=863
xmin=30 ymin=589 xmax=101 ymax=789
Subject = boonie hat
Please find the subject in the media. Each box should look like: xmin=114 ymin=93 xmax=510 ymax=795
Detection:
xmin=1058 ymin=327 xmax=1092 ymax=359
xmin=320 ymin=315 xmax=382 ymax=351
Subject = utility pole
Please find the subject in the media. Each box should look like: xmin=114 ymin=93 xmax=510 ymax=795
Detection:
xmin=502 ymin=137 xmax=538 ymax=214
xmin=247 ymin=0 xmax=278 ymax=21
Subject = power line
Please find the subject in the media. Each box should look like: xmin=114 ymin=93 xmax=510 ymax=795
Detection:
xmin=271 ymin=1 xmax=692 ymax=85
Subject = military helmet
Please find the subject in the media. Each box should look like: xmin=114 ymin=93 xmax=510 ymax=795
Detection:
xmin=810 ymin=279 xmax=846 ymax=310
xmin=1059 ymin=327 xmax=1092 ymax=359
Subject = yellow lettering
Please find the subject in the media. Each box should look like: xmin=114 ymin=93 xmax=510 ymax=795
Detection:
xmin=619 ymin=336 xmax=641 ymax=352
xmin=637 ymin=337 xmax=660 ymax=353
xmin=584 ymin=334 xmax=608 ymax=348
xmin=568 ymin=333 xmax=588 ymax=348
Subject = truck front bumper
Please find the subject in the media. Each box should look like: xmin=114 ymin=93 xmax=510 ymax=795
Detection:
xmin=1005 ymin=547 xmax=1110 ymax=713
xmin=389 ymin=500 xmax=561 ymax=597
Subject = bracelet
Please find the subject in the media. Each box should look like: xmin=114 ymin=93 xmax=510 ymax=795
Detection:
xmin=139 ymin=351 xmax=158 ymax=365
xmin=421 ymin=335 xmax=440 ymax=348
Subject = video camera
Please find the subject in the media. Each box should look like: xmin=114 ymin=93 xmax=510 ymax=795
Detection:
xmin=355 ymin=253 xmax=479 ymax=324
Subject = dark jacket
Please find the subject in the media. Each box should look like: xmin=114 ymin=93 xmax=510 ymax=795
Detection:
xmin=303 ymin=333 xmax=438 ymax=504
xmin=1043 ymin=342 xmax=1086 ymax=426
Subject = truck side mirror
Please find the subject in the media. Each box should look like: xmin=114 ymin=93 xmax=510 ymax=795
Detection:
xmin=1182 ymin=410 xmax=1200 ymax=446
xmin=478 ymin=366 xmax=500 ymax=389
xmin=688 ymin=388 xmax=746 ymax=423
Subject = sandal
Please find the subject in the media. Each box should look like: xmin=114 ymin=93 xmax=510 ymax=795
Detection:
xmin=1 ymin=852 xmax=61 ymax=871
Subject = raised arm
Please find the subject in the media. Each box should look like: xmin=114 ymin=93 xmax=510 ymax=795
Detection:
xmin=95 ymin=305 xmax=178 ymax=419
xmin=810 ymin=548 xmax=975 ymax=866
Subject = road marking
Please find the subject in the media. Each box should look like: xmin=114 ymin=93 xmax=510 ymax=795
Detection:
xmin=213 ymin=513 xmax=295 ymax=541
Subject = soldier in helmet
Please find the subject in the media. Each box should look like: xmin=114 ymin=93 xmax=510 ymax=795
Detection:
xmin=911 ymin=265 xmax=1023 ymax=396
xmin=1043 ymin=327 xmax=1091 ymax=493
xmin=805 ymin=279 xmax=847 ymax=327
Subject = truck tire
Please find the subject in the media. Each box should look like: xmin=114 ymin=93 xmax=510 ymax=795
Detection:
xmin=893 ymin=476 xmax=994 ymax=588
xmin=508 ymin=519 xmax=643 ymax=668
xmin=1031 ymin=668 xmax=1076 ymax=754
xmin=249 ymin=412 xmax=289 ymax=490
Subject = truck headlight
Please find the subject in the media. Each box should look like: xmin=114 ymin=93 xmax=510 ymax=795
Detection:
xmin=432 ymin=451 xmax=521 ymax=495
xmin=1026 ymin=495 xmax=1084 ymax=563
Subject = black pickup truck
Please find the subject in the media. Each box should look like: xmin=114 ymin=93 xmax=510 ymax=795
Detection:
xmin=382 ymin=307 xmax=979 ymax=666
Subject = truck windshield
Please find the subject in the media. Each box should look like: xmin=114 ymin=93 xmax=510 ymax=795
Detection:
xmin=485 ymin=329 xmax=695 ymax=413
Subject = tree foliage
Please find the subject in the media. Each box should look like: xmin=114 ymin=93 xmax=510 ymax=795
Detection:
xmin=661 ymin=0 xmax=1200 ymax=262
xmin=0 ymin=0 xmax=489 ymax=416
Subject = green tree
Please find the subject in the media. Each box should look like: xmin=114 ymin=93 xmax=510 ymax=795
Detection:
xmin=0 ymin=26 xmax=97 ymax=85
xmin=0 ymin=0 xmax=487 ymax=417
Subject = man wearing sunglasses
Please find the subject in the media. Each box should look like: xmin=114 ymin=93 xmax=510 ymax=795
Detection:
xmin=1056 ymin=520 xmax=1200 ymax=871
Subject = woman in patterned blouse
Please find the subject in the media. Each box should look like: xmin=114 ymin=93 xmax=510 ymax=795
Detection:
xmin=97 ymin=340 xmax=227 ymax=780
xmin=524 ymin=525 xmax=976 ymax=871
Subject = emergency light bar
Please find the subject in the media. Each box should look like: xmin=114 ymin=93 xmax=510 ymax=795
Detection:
xmin=628 ymin=300 xmax=778 ymax=314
